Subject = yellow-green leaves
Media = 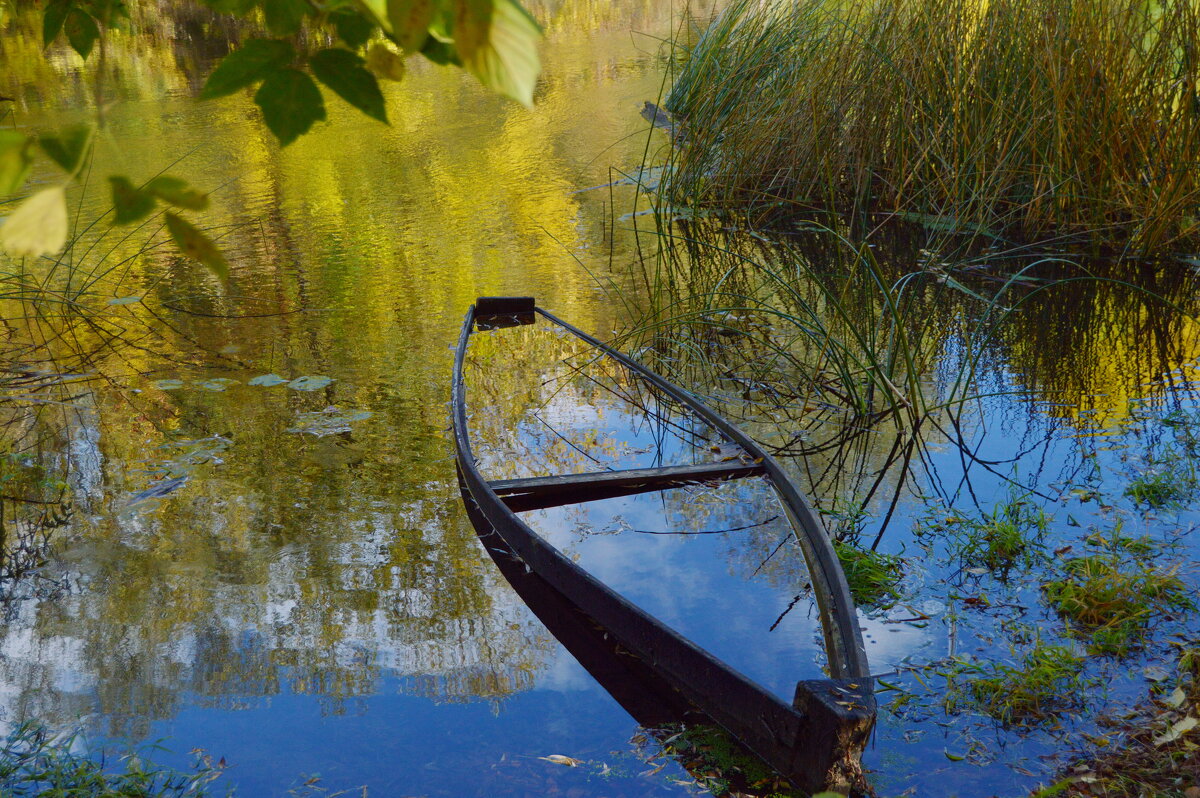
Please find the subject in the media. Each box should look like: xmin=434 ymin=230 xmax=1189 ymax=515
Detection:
xmin=0 ymin=131 xmax=32 ymax=196
xmin=454 ymin=0 xmax=541 ymax=106
xmin=165 ymin=213 xmax=229 ymax=282
xmin=145 ymin=176 xmax=209 ymax=210
xmin=1 ymin=186 xmax=68 ymax=258
xmin=38 ymin=125 xmax=91 ymax=173
xmin=367 ymin=44 xmax=406 ymax=80
xmin=387 ymin=0 xmax=435 ymax=51
xmin=254 ymin=68 xmax=326 ymax=145
xmin=262 ymin=0 xmax=308 ymax=35
xmin=109 ymin=175 xmax=210 ymax=222
xmin=310 ymin=49 xmax=387 ymax=123
xmin=109 ymin=176 xmax=155 ymax=224
xmin=200 ymin=39 xmax=296 ymax=100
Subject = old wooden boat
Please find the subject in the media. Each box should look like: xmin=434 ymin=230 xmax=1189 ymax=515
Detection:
xmin=451 ymin=296 xmax=875 ymax=793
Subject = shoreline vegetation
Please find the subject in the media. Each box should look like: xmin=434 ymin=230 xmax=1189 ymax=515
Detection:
xmin=659 ymin=0 xmax=1200 ymax=255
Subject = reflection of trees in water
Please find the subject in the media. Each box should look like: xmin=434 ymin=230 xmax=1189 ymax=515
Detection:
xmin=463 ymin=319 xmax=816 ymax=603
xmin=624 ymin=223 xmax=1200 ymax=541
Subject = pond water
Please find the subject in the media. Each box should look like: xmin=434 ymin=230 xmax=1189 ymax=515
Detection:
xmin=2 ymin=1 xmax=1200 ymax=796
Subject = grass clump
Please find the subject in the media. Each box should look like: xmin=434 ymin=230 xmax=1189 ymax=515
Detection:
xmin=833 ymin=539 xmax=904 ymax=610
xmin=1043 ymin=555 xmax=1193 ymax=655
xmin=1125 ymin=462 xmax=1196 ymax=509
xmin=662 ymin=0 xmax=1200 ymax=252
xmin=955 ymin=643 xmax=1087 ymax=725
xmin=943 ymin=492 xmax=1049 ymax=573
xmin=0 ymin=720 xmax=226 ymax=796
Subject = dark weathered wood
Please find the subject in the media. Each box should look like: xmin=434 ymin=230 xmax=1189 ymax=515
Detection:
xmin=489 ymin=461 xmax=767 ymax=512
xmin=451 ymin=297 xmax=876 ymax=794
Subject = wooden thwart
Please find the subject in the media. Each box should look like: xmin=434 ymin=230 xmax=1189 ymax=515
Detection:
xmin=490 ymin=461 xmax=767 ymax=513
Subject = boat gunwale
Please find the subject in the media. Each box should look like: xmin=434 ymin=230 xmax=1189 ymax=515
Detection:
xmin=450 ymin=299 xmax=875 ymax=789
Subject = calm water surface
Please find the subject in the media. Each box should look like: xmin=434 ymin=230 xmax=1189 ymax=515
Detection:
xmin=2 ymin=2 xmax=1200 ymax=796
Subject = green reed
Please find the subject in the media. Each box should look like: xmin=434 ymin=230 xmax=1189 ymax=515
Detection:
xmin=660 ymin=0 xmax=1200 ymax=254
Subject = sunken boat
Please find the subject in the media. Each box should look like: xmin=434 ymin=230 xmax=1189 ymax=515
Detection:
xmin=451 ymin=296 xmax=876 ymax=794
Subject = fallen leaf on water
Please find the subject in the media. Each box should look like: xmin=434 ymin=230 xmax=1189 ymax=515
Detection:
xmin=1144 ymin=666 xmax=1170 ymax=682
xmin=538 ymin=755 xmax=582 ymax=767
xmin=1154 ymin=715 xmax=1198 ymax=747
xmin=944 ymin=750 xmax=965 ymax=761
xmin=1167 ymin=687 xmax=1187 ymax=709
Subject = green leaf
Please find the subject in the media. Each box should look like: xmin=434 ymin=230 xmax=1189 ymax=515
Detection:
xmin=366 ymin=43 xmax=406 ymax=81
xmin=38 ymin=125 xmax=91 ymax=173
xmin=106 ymin=295 xmax=141 ymax=305
xmin=0 ymin=131 xmax=32 ymax=196
xmin=0 ymin=186 xmax=69 ymax=257
xmin=43 ymin=0 xmax=71 ymax=47
xmin=420 ymin=36 xmax=459 ymax=66
xmin=456 ymin=0 xmax=540 ymax=106
xmin=64 ymin=8 xmax=99 ymax=59
xmin=254 ymin=68 xmax=326 ymax=145
xmin=165 ymin=212 xmax=229 ymax=282
xmin=386 ymin=0 xmax=434 ymax=51
xmin=309 ymin=48 xmax=387 ymax=123
xmin=357 ymin=0 xmax=389 ymax=31
xmin=145 ymin=176 xmax=209 ymax=210
xmin=200 ymin=38 xmax=295 ymax=100
xmin=83 ymin=0 xmax=128 ymax=26
xmin=199 ymin=0 xmax=256 ymax=13
xmin=108 ymin=176 xmax=156 ymax=224
xmin=262 ymin=0 xmax=307 ymax=35
xmin=333 ymin=10 xmax=374 ymax=48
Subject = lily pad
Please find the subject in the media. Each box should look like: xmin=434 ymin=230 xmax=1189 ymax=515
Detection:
xmin=287 ymin=406 xmax=371 ymax=437
xmin=288 ymin=375 xmax=333 ymax=391
xmin=194 ymin=377 xmax=239 ymax=392
xmin=152 ymin=379 xmax=185 ymax=390
xmin=248 ymin=373 xmax=289 ymax=387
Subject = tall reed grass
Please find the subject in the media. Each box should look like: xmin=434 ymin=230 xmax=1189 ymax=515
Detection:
xmin=662 ymin=0 xmax=1200 ymax=253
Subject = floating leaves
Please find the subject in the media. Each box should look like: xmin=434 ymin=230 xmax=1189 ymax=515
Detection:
xmin=287 ymin=375 xmax=333 ymax=391
xmin=287 ymin=406 xmax=372 ymax=437
xmin=1 ymin=185 xmax=68 ymax=257
xmin=1154 ymin=715 xmax=1198 ymax=747
xmin=537 ymin=755 xmax=582 ymax=767
xmin=194 ymin=378 xmax=239 ymax=392
xmin=150 ymin=374 xmax=333 ymax=392
xmin=107 ymin=296 xmax=142 ymax=305
xmin=248 ymin=373 xmax=289 ymax=387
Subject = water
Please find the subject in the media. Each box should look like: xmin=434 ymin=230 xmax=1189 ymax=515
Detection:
xmin=2 ymin=2 xmax=1200 ymax=796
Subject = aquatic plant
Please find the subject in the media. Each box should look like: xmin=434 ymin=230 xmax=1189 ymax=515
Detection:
xmin=926 ymin=489 xmax=1050 ymax=573
xmin=659 ymin=0 xmax=1200 ymax=253
xmin=952 ymin=643 xmax=1086 ymax=725
xmin=1125 ymin=459 xmax=1197 ymax=509
xmin=0 ymin=720 xmax=226 ymax=796
xmin=1043 ymin=554 xmax=1193 ymax=655
xmin=833 ymin=539 xmax=904 ymax=610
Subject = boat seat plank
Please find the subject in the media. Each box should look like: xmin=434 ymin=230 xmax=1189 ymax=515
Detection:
xmin=489 ymin=461 xmax=767 ymax=512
